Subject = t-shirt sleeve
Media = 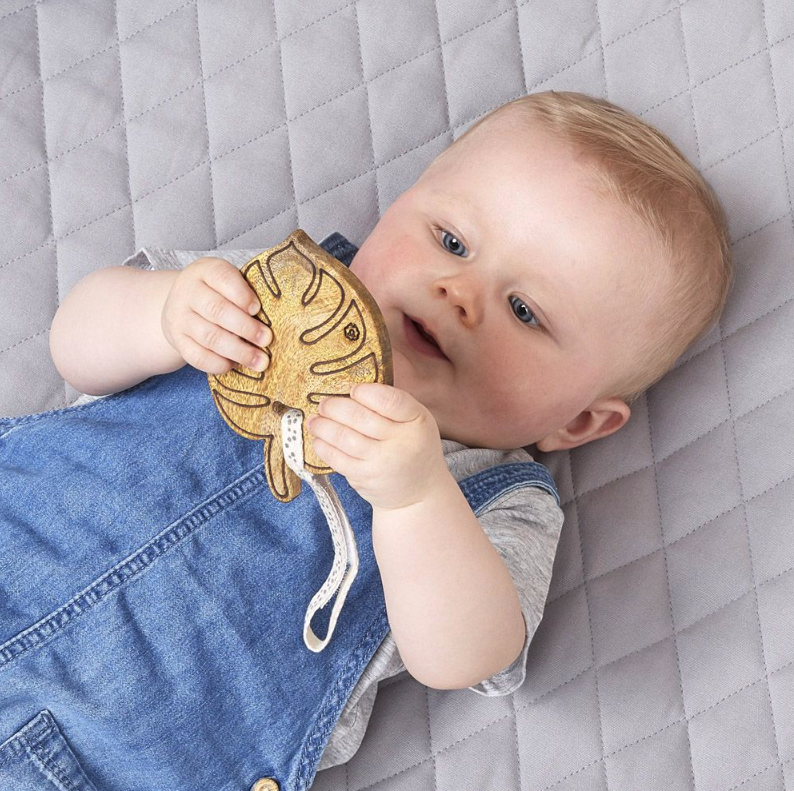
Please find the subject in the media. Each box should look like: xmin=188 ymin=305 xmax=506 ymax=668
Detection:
xmin=466 ymin=484 xmax=564 ymax=697
xmin=121 ymin=248 xmax=267 ymax=272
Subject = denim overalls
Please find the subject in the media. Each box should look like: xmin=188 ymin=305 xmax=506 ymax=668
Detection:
xmin=0 ymin=233 xmax=560 ymax=791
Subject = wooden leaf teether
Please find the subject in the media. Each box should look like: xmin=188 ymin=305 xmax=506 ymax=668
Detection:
xmin=208 ymin=229 xmax=394 ymax=503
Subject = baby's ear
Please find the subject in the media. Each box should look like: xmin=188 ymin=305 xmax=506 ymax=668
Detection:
xmin=535 ymin=398 xmax=631 ymax=452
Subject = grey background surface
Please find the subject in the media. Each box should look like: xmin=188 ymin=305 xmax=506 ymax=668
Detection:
xmin=1 ymin=1 xmax=792 ymax=789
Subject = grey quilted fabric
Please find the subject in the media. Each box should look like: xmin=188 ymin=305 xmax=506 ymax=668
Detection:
xmin=1 ymin=1 xmax=792 ymax=790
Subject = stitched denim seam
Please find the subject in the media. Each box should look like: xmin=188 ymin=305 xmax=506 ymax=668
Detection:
xmin=296 ymin=610 xmax=389 ymax=788
xmin=0 ymin=711 xmax=54 ymax=766
xmin=0 ymin=376 xmax=156 ymax=434
xmin=0 ymin=464 xmax=267 ymax=671
xmin=458 ymin=462 xmax=560 ymax=512
xmin=26 ymin=724 xmax=82 ymax=791
xmin=473 ymin=481 xmax=560 ymax=515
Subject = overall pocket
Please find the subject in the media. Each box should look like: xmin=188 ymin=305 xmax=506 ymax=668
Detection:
xmin=0 ymin=711 xmax=98 ymax=791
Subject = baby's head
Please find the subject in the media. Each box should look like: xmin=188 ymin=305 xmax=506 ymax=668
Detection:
xmin=349 ymin=91 xmax=733 ymax=452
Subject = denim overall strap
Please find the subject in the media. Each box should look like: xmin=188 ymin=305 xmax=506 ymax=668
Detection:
xmin=0 ymin=233 xmax=560 ymax=791
xmin=317 ymin=231 xmax=359 ymax=268
xmin=458 ymin=461 xmax=560 ymax=512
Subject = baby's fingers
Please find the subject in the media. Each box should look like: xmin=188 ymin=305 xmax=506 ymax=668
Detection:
xmin=185 ymin=313 xmax=269 ymax=372
xmin=199 ymin=257 xmax=261 ymax=315
xmin=190 ymin=279 xmax=272 ymax=349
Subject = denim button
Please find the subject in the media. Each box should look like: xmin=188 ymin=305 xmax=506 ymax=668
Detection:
xmin=250 ymin=779 xmax=279 ymax=791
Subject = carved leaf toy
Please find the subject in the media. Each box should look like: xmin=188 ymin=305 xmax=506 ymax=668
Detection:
xmin=207 ymin=229 xmax=394 ymax=503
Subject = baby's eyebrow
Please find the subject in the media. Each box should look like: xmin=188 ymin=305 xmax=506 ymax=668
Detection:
xmin=430 ymin=189 xmax=477 ymax=216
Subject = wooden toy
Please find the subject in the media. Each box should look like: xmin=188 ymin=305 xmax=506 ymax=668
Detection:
xmin=208 ymin=229 xmax=393 ymax=503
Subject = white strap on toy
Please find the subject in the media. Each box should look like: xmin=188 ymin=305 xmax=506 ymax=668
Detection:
xmin=280 ymin=408 xmax=359 ymax=653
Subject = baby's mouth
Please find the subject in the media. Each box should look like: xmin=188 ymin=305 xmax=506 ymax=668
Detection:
xmin=402 ymin=314 xmax=449 ymax=361
xmin=415 ymin=321 xmax=436 ymax=345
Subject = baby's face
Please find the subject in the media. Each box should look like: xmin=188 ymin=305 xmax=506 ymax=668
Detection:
xmin=350 ymin=119 xmax=663 ymax=451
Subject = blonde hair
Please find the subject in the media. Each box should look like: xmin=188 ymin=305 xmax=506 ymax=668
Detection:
xmin=427 ymin=91 xmax=734 ymax=406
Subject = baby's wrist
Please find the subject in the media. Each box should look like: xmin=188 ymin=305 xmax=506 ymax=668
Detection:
xmin=143 ymin=270 xmax=187 ymax=374
xmin=370 ymin=467 xmax=457 ymax=517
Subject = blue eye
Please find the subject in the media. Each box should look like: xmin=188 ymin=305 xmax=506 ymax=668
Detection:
xmin=510 ymin=296 xmax=541 ymax=328
xmin=439 ymin=229 xmax=467 ymax=257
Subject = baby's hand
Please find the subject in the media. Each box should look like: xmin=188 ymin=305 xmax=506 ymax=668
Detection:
xmin=161 ymin=257 xmax=272 ymax=375
xmin=307 ymin=383 xmax=449 ymax=511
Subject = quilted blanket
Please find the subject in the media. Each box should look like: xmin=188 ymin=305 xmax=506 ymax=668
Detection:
xmin=1 ymin=1 xmax=792 ymax=789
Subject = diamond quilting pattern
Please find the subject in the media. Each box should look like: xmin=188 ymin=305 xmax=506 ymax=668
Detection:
xmin=0 ymin=1 xmax=792 ymax=790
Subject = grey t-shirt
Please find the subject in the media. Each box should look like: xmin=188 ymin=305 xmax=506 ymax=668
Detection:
xmin=96 ymin=246 xmax=565 ymax=771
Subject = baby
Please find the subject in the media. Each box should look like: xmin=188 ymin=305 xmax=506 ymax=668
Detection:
xmin=42 ymin=90 xmax=731 ymax=778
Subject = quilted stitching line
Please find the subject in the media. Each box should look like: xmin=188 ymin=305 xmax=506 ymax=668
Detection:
xmin=707 ymin=118 xmax=793 ymax=172
xmin=0 ymin=2 xmax=781 ymax=231
xmin=760 ymin=5 xmax=794 ymax=237
xmin=352 ymin=2 xmax=379 ymax=217
xmin=270 ymin=0 xmax=297 ymax=230
xmin=552 ymin=456 xmax=794 ymax=608
xmin=554 ymin=378 xmax=794 ymax=511
xmin=0 ymin=0 xmax=196 ymax=102
xmin=32 ymin=0 xmax=58 ymax=399
xmin=551 ymin=557 xmax=794 ymax=690
xmin=194 ymin=0 xmax=217 ymax=247
xmin=566 ymin=449 xmax=609 ymax=788
xmin=0 ymin=0 xmax=774 ymax=196
xmin=730 ymin=0 xmax=790 ymax=775
xmin=734 ymin=208 xmax=792 ymax=247
xmin=0 ymin=0 xmax=370 ymax=103
xmin=640 ymin=34 xmax=794 ymax=129
xmin=4 ymin=41 xmax=784 ymax=275
xmin=724 ymin=759 xmax=794 ymax=791
xmin=112 ymin=0 xmax=136 ymax=286
xmin=421 ymin=688 xmax=438 ymax=791
xmin=0 ymin=327 xmax=48 ymax=355
xmin=0 ymin=0 xmax=45 ymax=24
xmin=275 ymin=0 xmax=359 ymax=40
xmin=430 ymin=0 xmax=453 ymax=163
xmin=0 ymin=0 xmax=685 ymax=188
xmin=349 ymin=641 xmax=794 ymax=791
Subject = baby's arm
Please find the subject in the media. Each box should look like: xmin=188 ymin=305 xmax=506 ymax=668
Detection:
xmin=50 ymin=258 xmax=272 ymax=396
xmin=372 ymin=479 xmax=527 ymax=690
xmin=310 ymin=385 xmax=526 ymax=690
xmin=50 ymin=267 xmax=185 ymax=395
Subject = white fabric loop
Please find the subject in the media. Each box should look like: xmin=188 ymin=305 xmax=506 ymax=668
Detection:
xmin=280 ymin=409 xmax=359 ymax=653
